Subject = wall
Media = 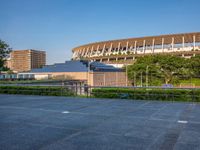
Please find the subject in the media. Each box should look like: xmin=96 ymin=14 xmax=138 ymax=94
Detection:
xmin=33 ymin=71 xmax=128 ymax=87
xmin=34 ymin=72 xmax=88 ymax=81
xmin=89 ymin=71 xmax=128 ymax=86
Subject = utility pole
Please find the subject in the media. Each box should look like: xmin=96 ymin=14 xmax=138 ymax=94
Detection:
xmin=103 ymin=73 xmax=106 ymax=86
xmin=146 ymin=65 xmax=149 ymax=87
xmin=87 ymin=61 xmax=91 ymax=86
xmin=134 ymin=72 xmax=136 ymax=87
xmin=125 ymin=64 xmax=128 ymax=87
xmin=116 ymin=62 xmax=118 ymax=87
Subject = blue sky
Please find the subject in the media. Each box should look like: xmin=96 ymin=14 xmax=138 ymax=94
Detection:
xmin=0 ymin=0 xmax=200 ymax=64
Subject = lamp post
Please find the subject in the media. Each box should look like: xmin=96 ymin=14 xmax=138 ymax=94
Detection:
xmin=146 ymin=65 xmax=149 ymax=87
xmin=134 ymin=72 xmax=136 ymax=87
xmin=125 ymin=64 xmax=128 ymax=87
xmin=87 ymin=61 xmax=90 ymax=86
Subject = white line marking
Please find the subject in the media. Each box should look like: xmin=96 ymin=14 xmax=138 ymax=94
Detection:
xmin=178 ymin=120 xmax=188 ymax=124
xmin=62 ymin=111 xmax=70 ymax=114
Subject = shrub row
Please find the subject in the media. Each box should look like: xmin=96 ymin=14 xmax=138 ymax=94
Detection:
xmin=92 ymin=88 xmax=200 ymax=102
xmin=0 ymin=86 xmax=74 ymax=96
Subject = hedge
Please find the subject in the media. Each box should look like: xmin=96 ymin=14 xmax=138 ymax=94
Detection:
xmin=0 ymin=86 xmax=74 ymax=96
xmin=91 ymin=88 xmax=200 ymax=102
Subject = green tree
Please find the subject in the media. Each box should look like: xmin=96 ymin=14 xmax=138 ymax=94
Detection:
xmin=7 ymin=70 xmax=14 ymax=74
xmin=154 ymin=55 xmax=190 ymax=84
xmin=190 ymin=55 xmax=200 ymax=77
xmin=0 ymin=40 xmax=12 ymax=71
xmin=127 ymin=55 xmax=163 ymax=86
xmin=128 ymin=54 xmax=190 ymax=85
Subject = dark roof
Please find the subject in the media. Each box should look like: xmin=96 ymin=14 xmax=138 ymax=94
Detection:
xmin=90 ymin=61 xmax=122 ymax=72
xmin=31 ymin=60 xmax=123 ymax=73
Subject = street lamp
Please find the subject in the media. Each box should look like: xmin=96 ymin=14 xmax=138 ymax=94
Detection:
xmin=146 ymin=65 xmax=149 ymax=87
xmin=125 ymin=64 xmax=128 ymax=87
xmin=134 ymin=72 xmax=136 ymax=87
xmin=87 ymin=61 xmax=90 ymax=86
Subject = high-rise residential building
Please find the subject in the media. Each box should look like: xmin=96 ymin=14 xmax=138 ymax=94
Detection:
xmin=9 ymin=49 xmax=46 ymax=72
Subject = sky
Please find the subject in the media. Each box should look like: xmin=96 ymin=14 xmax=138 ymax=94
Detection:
xmin=0 ymin=0 xmax=200 ymax=64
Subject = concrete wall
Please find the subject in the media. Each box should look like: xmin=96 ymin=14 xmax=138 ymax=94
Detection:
xmin=34 ymin=72 xmax=88 ymax=81
xmin=35 ymin=74 xmax=50 ymax=80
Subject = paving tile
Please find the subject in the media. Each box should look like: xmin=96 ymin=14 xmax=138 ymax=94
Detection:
xmin=41 ymin=131 xmax=152 ymax=150
xmin=89 ymin=116 xmax=146 ymax=135
xmin=173 ymin=142 xmax=200 ymax=150
xmin=0 ymin=122 xmax=78 ymax=150
xmin=177 ymin=130 xmax=200 ymax=145
xmin=0 ymin=94 xmax=200 ymax=150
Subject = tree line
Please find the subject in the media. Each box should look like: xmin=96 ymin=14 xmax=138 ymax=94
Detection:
xmin=127 ymin=54 xmax=200 ymax=86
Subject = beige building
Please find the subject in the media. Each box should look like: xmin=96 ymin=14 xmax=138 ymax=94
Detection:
xmin=24 ymin=60 xmax=128 ymax=86
xmin=9 ymin=49 xmax=46 ymax=72
xmin=23 ymin=71 xmax=128 ymax=87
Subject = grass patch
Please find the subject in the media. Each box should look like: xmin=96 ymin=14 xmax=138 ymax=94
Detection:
xmin=179 ymin=78 xmax=200 ymax=86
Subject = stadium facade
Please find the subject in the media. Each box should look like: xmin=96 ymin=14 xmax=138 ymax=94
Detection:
xmin=72 ymin=32 xmax=200 ymax=65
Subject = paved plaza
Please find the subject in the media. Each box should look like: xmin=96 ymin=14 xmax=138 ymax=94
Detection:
xmin=0 ymin=94 xmax=200 ymax=150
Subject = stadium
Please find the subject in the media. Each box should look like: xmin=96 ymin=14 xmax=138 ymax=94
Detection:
xmin=72 ymin=32 xmax=200 ymax=66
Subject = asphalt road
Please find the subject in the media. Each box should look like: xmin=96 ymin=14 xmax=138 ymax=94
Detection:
xmin=0 ymin=94 xmax=200 ymax=150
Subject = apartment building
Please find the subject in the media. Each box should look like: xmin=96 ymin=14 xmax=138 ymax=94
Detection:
xmin=10 ymin=49 xmax=46 ymax=72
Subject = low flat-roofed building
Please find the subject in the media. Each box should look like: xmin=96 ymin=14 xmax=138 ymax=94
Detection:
xmin=28 ymin=60 xmax=128 ymax=86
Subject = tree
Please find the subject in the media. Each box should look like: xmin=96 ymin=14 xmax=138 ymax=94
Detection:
xmin=7 ymin=70 xmax=14 ymax=74
xmin=127 ymin=54 xmax=190 ymax=85
xmin=0 ymin=39 xmax=12 ymax=71
xmin=127 ymin=55 xmax=163 ymax=86
xmin=153 ymin=55 xmax=189 ymax=84
xmin=190 ymin=55 xmax=200 ymax=77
